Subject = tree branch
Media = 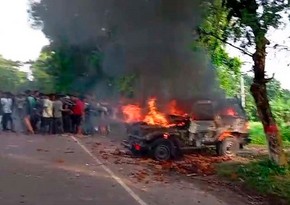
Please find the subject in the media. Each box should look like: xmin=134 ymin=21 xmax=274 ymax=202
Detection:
xmin=253 ymin=73 xmax=275 ymax=84
xmin=264 ymin=73 xmax=275 ymax=83
xmin=271 ymin=44 xmax=290 ymax=51
xmin=197 ymin=28 xmax=254 ymax=57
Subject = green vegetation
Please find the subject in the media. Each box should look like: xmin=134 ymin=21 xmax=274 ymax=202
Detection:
xmin=249 ymin=122 xmax=267 ymax=145
xmin=199 ymin=0 xmax=290 ymax=165
xmin=30 ymin=44 xmax=105 ymax=94
xmin=244 ymin=75 xmax=290 ymax=123
xmin=0 ymin=55 xmax=31 ymax=92
xmin=250 ymin=122 xmax=290 ymax=145
xmin=217 ymin=159 xmax=290 ymax=203
xmin=194 ymin=0 xmax=242 ymax=97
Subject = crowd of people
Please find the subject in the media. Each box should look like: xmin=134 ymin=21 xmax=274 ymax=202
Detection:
xmin=0 ymin=90 xmax=106 ymax=136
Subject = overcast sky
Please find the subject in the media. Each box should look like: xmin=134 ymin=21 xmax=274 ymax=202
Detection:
xmin=0 ymin=0 xmax=289 ymax=89
xmin=226 ymin=22 xmax=290 ymax=90
xmin=0 ymin=0 xmax=48 ymax=62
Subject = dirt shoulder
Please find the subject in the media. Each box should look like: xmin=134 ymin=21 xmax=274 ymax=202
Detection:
xmin=80 ymin=135 xmax=270 ymax=205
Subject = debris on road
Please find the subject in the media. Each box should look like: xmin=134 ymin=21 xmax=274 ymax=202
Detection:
xmin=90 ymin=142 xmax=232 ymax=183
xmin=64 ymin=151 xmax=75 ymax=154
xmin=55 ymin=159 xmax=65 ymax=163
xmin=36 ymin=148 xmax=49 ymax=152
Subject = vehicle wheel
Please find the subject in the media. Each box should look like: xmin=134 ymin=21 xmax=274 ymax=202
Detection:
xmin=217 ymin=136 xmax=239 ymax=157
xmin=153 ymin=142 xmax=172 ymax=161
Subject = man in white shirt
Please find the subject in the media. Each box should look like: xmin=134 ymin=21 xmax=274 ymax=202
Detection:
xmin=41 ymin=94 xmax=53 ymax=134
xmin=0 ymin=92 xmax=14 ymax=131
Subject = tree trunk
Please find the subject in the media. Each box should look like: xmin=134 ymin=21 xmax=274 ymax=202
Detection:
xmin=250 ymin=36 xmax=287 ymax=166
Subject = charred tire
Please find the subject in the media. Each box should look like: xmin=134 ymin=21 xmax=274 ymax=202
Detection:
xmin=151 ymin=139 xmax=173 ymax=161
xmin=217 ymin=136 xmax=239 ymax=157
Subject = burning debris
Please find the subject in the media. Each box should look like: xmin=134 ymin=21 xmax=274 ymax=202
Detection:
xmin=122 ymin=104 xmax=143 ymax=123
xmin=167 ymin=100 xmax=188 ymax=117
xmin=121 ymin=97 xmax=188 ymax=127
xmin=143 ymin=98 xmax=169 ymax=127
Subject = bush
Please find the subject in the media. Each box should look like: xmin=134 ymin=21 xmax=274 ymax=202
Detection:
xmin=217 ymin=160 xmax=290 ymax=203
xmin=237 ymin=160 xmax=290 ymax=194
xmin=281 ymin=126 xmax=290 ymax=142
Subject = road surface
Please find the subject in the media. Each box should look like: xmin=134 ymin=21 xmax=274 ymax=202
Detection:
xmin=0 ymin=132 xmax=249 ymax=205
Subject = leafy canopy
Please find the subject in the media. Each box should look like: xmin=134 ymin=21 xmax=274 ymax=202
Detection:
xmin=0 ymin=55 xmax=29 ymax=92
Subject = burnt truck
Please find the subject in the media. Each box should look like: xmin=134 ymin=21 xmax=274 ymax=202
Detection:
xmin=122 ymin=98 xmax=251 ymax=161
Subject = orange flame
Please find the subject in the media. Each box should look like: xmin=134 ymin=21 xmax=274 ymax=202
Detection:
xmin=226 ymin=108 xmax=237 ymax=116
xmin=143 ymin=98 xmax=169 ymax=127
xmin=121 ymin=97 xmax=187 ymax=127
xmin=122 ymin=104 xmax=142 ymax=123
xmin=168 ymin=100 xmax=187 ymax=116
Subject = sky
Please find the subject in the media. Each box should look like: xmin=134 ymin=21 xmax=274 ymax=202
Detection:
xmin=0 ymin=0 xmax=48 ymax=62
xmin=0 ymin=0 xmax=290 ymax=89
xmin=226 ymin=23 xmax=290 ymax=90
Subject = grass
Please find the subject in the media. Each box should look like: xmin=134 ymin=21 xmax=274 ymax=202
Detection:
xmin=218 ymin=121 xmax=290 ymax=203
xmin=249 ymin=122 xmax=290 ymax=145
xmin=214 ymin=121 xmax=290 ymax=203
xmin=216 ymin=159 xmax=290 ymax=203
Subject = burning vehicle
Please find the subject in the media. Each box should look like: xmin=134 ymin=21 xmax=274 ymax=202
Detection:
xmin=122 ymin=98 xmax=250 ymax=161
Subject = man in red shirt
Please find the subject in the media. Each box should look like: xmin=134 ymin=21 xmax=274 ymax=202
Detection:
xmin=71 ymin=95 xmax=85 ymax=135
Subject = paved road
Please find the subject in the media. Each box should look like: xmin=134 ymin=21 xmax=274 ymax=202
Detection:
xmin=0 ymin=133 xmax=247 ymax=205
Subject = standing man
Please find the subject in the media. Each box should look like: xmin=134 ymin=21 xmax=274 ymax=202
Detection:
xmin=71 ymin=95 xmax=85 ymax=136
xmin=1 ymin=92 xmax=14 ymax=131
xmin=62 ymin=95 xmax=73 ymax=133
xmin=0 ymin=91 xmax=3 ymax=129
xmin=83 ymin=97 xmax=94 ymax=135
xmin=41 ymin=94 xmax=53 ymax=134
xmin=31 ymin=91 xmax=42 ymax=133
xmin=15 ymin=93 xmax=26 ymax=118
xmin=53 ymin=94 xmax=64 ymax=134
xmin=15 ymin=93 xmax=26 ymax=132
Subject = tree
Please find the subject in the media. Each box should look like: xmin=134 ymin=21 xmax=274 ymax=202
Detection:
xmin=194 ymin=0 xmax=242 ymax=97
xmin=116 ymin=74 xmax=137 ymax=98
xmin=0 ymin=55 xmax=29 ymax=92
xmin=243 ymin=75 xmax=290 ymax=124
xmin=199 ymin=0 xmax=289 ymax=165
xmin=31 ymin=45 xmax=104 ymax=94
xmin=30 ymin=50 xmax=55 ymax=93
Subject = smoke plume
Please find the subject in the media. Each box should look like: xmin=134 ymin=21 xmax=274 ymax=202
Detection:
xmin=30 ymin=0 xmax=223 ymax=103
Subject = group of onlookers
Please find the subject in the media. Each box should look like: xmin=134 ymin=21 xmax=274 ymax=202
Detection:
xmin=0 ymin=90 xmax=87 ymax=136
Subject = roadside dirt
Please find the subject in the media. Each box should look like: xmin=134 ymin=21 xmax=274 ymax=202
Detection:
xmin=81 ymin=135 xmax=271 ymax=205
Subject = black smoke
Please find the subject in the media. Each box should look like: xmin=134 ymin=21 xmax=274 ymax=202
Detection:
xmin=29 ymin=0 xmax=223 ymax=103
